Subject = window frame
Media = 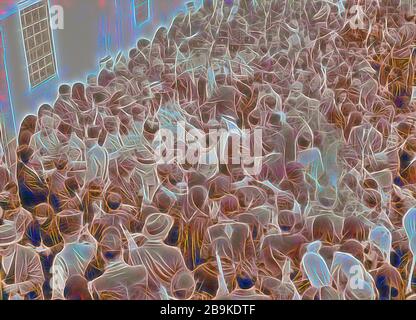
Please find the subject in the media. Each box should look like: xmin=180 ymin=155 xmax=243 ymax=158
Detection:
xmin=132 ymin=0 xmax=150 ymax=27
xmin=18 ymin=0 xmax=58 ymax=89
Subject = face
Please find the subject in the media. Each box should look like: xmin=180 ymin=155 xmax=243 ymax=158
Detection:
xmin=213 ymin=44 xmax=227 ymax=58
xmin=223 ymin=4 xmax=231 ymax=16
xmin=310 ymin=77 xmax=321 ymax=92
xmin=36 ymin=216 xmax=49 ymax=226
xmin=0 ymin=243 xmax=13 ymax=256
xmin=121 ymin=114 xmax=133 ymax=130
xmin=291 ymin=83 xmax=303 ymax=94
xmin=153 ymin=63 xmax=164 ymax=74
xmin=338 ymin=92 xmax=347 ymax=103
xmin=120 ymin=160 xmax=136 ymax=176
xmin=133 ymin=66 xmax=147 ymax=77
xmin=105 ymin=118 xmax=119 ymax=134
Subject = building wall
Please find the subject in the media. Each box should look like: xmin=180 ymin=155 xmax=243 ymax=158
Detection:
xmin=0 ymin=25 xmax=15 ymax=165
xmin=0 ymin=23 xmax=16 ymax=142
xmin=1 ymin=0 xmax=197 ymax=130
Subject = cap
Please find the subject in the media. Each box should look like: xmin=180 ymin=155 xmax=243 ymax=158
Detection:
xmin=142 ymin=213 xmax=174 ymax=241
xmin=56 ymin=209 xmax=83 ymax=236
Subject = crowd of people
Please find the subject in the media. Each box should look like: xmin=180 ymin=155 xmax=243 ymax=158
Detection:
xmin=0 ymin=0 xmax=415 ymax=300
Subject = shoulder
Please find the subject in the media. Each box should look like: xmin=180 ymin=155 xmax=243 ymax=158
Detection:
xmin=16 ymin=244 xmax=38 ymax=259
xmin=132 ymin=264 xmax=147 ymax=275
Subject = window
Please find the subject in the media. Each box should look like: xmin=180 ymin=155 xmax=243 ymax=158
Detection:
xmin=19 ymin=0 xmax=56 ymax=88
xmin=133 ymin=0 xmax=150 ymax=26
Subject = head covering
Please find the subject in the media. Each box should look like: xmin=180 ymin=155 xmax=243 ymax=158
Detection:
xmin=106 ymin=192 xmax=122 ymax=211
xmin=64 ymin=275 xmax=92 ymax=300
xmin=0 ymin=208 xmax=31 ymax=246
xmin=101 ymin=226 xmax=122 ymax=251
xmin=0 ymin=190 xmax=20 ymax=211
xmin=119 ymin=96 xmax=136 ymax=110
xmin=56 ymin=209 xmax=83 ymax=237
xmin=0 ymin=220 xmax=23 ymax=247
xmin=16 ymin=145 xmax=34 ymax=163
xmin=142 ymin=213 xmax=174 ymax=241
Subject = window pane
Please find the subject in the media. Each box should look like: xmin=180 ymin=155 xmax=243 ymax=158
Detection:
xmin=20 ymin=0 xmax=56 ymax=87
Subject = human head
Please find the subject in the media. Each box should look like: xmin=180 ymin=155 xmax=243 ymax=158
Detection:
xmin=236 ymin=265 xmax=257 ymax=290
xmin=171 ymin=270 xmax=195 ymax=300
xmin=0 ymin=190 xmax=20 ymax=211
xmin=105 ymin=192 xmax=122 ymax=211
xmin=100 ymin=226 xmax=123 ymax=263
xmin=87 ymin=179 xmax=103 ymax=199
xmin=33 ymin=203 xmax=54 ymax=226
xmin=17 ymin=145 xmax=34 ymax=164
xmin=0 ymin=209 xmax=31 ymax=250
xmin=86 ymin=125 xmax=101 ymax=144
xmin=37 ymin=104 xmax=54 ymax=120
xmin=104 ymin=116 xmax=119 ymax=134
xmin=57 ymin=209 xmax=83 ymax=241
xmin=64 ymin=275 xmax=92 ymax=300
xmin=54 ymin=154 xmax=69 ymax=171
xmin=65 ymin=176 xmax=80 ymax=195
xmin=142 ymin=213 xmax=174 ymax=241
xmin=59 ymin=84 xmax=71 ymax=99
xmin=58 ymin=121 xmax=73 ymax=137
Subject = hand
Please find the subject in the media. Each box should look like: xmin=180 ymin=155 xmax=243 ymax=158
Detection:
xmin=44 ymin=247 xmax=52 ymax=256
xmin=87 ymin=281 xmax=94 ymax=295
xmin=3 ymin=283 xmax=19 ymax=296
xmin=35 ymin=246 xmax=52 ymax=256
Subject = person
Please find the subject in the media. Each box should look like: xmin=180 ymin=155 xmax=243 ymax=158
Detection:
xmin=46 ymin=155 xmax=69 ymax=212
xmin=51 ymin=209 xmax=97 ymax=300
xmin=58 ymin=177 xmax=83 ymax=212
xmin=215 ymin=269 xmax=271 ymax=300
xmin=102 ymin=116 xmax=123 ymax=162
xmin=24 ymin=203 xmax=63 ymax=299
xmin=89 ymin=227 xmax=148 ymax=300
xmin=0 ymin=166 xmax=11 ymax=193
xmin=0 ymin=204 xmax=44 ymax=300
xmin=0 ymin=0 xmax=414 ymax=301
xmin=64 ymin=275 xmax=92 ymax=300
xmin=54 ymin=84 xmax=79 ymax=128
xmin=85 ymin=125 xmax=109 ymax=184
xmin=201 ymin=220 xmax=256 ymax=289
xmin=30 ymin=112 xmax=62 ymax=166
xmin=300 ymin=241 xmax=337 ymax=300
xmin=90 ymin=192 xmax=141 ymax=241
xmin=128 ymin=213 xmax=190 ymax=299
xmin=16 ymin=145 xmax=49 ymax=211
